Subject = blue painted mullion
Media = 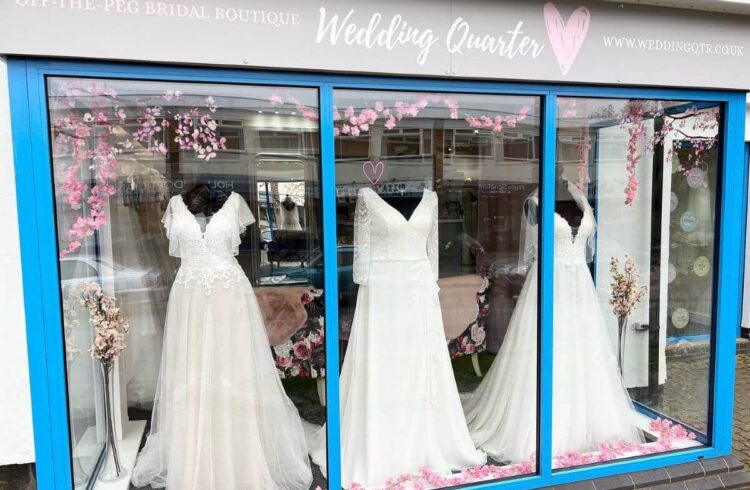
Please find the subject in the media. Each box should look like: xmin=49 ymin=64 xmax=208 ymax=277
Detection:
xmin=31 ymin=61 xmax=76 ymax=490
xmin=7 ymin=58 xmax=57 ymax=490
xmin=9 ymin=60 xmax=74 ymax=490
xmin=320 ymin=83 xmax=342 ymax=490
xmin=538 ymin=92 xmax=557 ymax=478
xmin=710 ymin=92 xmax=746 ymax=453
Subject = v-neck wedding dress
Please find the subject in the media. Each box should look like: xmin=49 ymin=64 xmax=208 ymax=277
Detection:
xmin=131 ymin=192 xmax=312 ymax=490
xmin=307 ymin=187 xmax=485 ymax=489
xmin=462 ymin=185 xmax=644 ymax=463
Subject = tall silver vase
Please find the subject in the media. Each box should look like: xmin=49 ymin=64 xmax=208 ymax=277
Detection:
xmin=617 ymin=316 xmax=628 ymax=377
xmin=98 ymin=361 xmax=127 ymax=482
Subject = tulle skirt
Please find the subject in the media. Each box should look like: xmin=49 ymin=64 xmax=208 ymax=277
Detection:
xmin=308 ymin=258 xmax=485 ymax=489
xmin=463 ymin=262 xmax=644 ymax=463
xmin=131 ymin=269 xmax=312 ymax=489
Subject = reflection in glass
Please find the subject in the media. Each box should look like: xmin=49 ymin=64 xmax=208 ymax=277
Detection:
xmin=319 ymin=90 xmax=540 ymax=488
xmin=48 ymin=78 xmax=326 ymax=488
xmin=552 ymin=97 xmax=719 ymax=469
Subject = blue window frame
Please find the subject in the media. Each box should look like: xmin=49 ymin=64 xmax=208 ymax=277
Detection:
xmin=7 ymin=57 xmax=746 ymax=490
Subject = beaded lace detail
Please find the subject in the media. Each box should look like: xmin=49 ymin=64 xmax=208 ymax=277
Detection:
xmin=161 ymin=192 xmax=256 ymax=295
xmin=521 ymin=185 xmax=596 ymax=270
xmin=352 ymin=192 xmax=371 ymax=285
xmin=180 ymin=237 xmax=227 ymax=259
xmin=174 ymin=266 xmax=244 ymax=295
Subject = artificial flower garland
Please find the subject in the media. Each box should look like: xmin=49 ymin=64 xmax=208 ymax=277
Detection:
xmin=312 ymin=418 xmax=694 ymax=490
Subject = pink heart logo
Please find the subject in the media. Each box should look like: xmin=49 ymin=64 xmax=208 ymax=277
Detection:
xmin=362 ymin=160 xmax=384 ymax=186
xmin=543 ymin=3 xmax=590 ymax=75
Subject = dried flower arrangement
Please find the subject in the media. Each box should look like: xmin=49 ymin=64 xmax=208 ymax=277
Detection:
xmin=609 ymin=255 xmax=648 ymax=319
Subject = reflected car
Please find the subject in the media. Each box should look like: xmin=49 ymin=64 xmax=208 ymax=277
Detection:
xmin=274 ymin=245 xmax=357 ymax=299
xmin=59 ymin=256 xmax=169 ymax=296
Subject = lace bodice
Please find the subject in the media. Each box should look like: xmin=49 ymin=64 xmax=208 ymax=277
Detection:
xmin=520 ymin=183 xmax=596 ymax=270
xmin=553 ymin=206 xmax=594 ymax=266
xmin=162 ymin=192 xmax=255 ymax=293
xmin=353 ymin=187 xmax=438 ymax=285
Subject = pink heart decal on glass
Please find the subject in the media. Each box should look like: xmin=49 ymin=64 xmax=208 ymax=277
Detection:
xmin=543 ymin=3 xmax=590 ymax=75
xmin=362 ymin=160 xmax=384 ymax=187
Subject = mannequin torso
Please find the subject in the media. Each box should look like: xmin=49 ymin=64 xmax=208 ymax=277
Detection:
xmin=181 ymin=183 xmax=227 ymax=218
xmin=379 ymin=191 xmax=424 ymax=221
xmin=523 ymin=178 xmax=584 ymax=238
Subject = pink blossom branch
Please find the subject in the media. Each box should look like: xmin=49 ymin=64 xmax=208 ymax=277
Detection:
xmin=54 ymin=84 xmax=229 ymax=258
xmin=618 ymin=102 xmax=719 ymax=205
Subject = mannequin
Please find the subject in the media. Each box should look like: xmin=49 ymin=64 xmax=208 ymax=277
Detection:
xmin=282 ymin=194 xmax=296 ymax=212
xmin=379 ymin=188 xmax=426 ymax=221
xmin=181 ymin=183 xmax=218 ymax=216
xmin=180 ymin=183 xmax=231 ymax=234
xmin=524 ymin=168 xmax=584 ymax=238
xmin=279 ymin=194 xmax=303 ymax=231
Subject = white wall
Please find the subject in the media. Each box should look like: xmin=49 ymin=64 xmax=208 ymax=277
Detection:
xmin=0 ymin=57 xmax=35 ymax=465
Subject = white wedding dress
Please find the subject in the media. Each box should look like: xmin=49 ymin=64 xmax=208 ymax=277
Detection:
xmin=308 ymin=187 xmax=485 ymax=489
xmin=131 ymin=192 xmax=313 ymax=490
xmin=280 ymin=202 xmax=303 ymax=231
xmin=463 ymin=184 xmax=644 ymax=463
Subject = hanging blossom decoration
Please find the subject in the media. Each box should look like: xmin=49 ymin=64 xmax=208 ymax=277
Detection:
xmin=575 ymin=124 xmax=591 ymax=194
xmin=53 ymin=109 xmax=121 ymax=257
xmin=80 ymin=282 xmax=129 ymax=365
xmin=342 ymin=418 xmax=694 ymax=489
xmin=132 ymin=94 xmax=228 ymax=161
xmin=53 ymin=82 xmax=227 ymax=257
xmin=620 ymin=101 xmax=649 ymax=206
xmin=268 ymin=91 xmax=320 ymax=121
xmin=327 ymin=94 xmax=531 ymax=137
xmin=619 ymin=101 xmax=719 ymax=205
xmin=270 ymin=91 xmax=530 ymax=137
xmin=557 ymin=98 xmax=593 ymax=193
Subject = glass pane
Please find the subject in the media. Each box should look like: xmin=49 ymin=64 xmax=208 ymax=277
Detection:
xmin=329 ymin=90 xmax=540 ymax=488
xmin=553 ymin=97 xmax=720 ymax=469
xmin=47 ymin=77 xmax=326 ymax=489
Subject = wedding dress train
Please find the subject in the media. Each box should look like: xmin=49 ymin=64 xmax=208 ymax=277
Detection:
xmin=463 ymin=184 xmax=644 ymax=463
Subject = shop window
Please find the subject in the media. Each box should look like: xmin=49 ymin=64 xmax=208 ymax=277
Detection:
xmin=41 ymin=71 xmax=729 ymax=489
xmin=552 ymin=97 xmax=720 ymax=469
xmin=47 ymin=78 xmax=327 ymax=489
xmin=322 ymin=90 xmax=541 ymax=488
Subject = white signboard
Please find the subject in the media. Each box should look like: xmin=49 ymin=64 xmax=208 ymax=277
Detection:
xmin=1 ymin=0 xmax=749 ymax=89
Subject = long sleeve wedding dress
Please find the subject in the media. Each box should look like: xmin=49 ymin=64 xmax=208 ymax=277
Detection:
xmin=307 ymin=187 xmax=485 ymax=489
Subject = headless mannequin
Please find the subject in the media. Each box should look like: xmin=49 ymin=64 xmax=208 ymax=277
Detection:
xmin=282 ymin=195 xmax=296 ymax=211
xmin=524 ymin=168 xmax=584 ymax=239
xmin=181 ymin=183 xmax=229 ymax=232
xmin=379 ymin=188 xmax=424 ymax=221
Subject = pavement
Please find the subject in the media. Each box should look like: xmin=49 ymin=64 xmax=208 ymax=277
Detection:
xmin=732 ymin=353 xmax=750 ymax=467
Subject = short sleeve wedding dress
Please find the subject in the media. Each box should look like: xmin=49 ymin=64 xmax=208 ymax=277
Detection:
xmin=462 ymin=183 xmax=644 ymax=463
xmin=131 ymin=192 xmax=312 ymax=490
xmin=307 ymin=187 xmax=485 ymax=489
